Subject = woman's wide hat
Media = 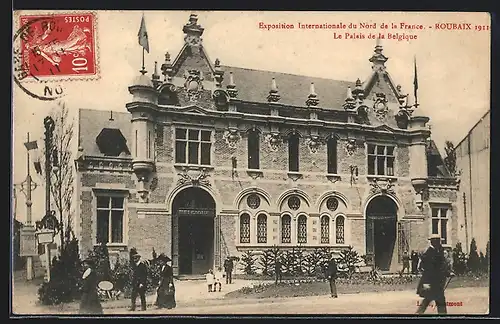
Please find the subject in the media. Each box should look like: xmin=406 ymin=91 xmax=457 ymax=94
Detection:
xmin=157 ymin=253 xmax=172 ymax=262
xmin=428 ymin=233 xmax=442 ymax=240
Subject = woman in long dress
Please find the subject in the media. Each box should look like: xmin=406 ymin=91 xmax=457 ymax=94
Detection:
xmin=155 ymin=254 xmax=176 ymax=309
xmin=79 ymin=258 xmax=103 ymax=315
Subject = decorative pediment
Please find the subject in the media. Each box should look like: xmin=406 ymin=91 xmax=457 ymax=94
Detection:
xmin=373 ymin=124 xmax=395 ymax=133
xmin=177 ymin=105 xmax=208 ymax=115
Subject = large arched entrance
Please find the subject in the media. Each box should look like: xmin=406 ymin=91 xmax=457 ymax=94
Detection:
xmin=172 ymin=187 xmax=215 ymax=275
xmin=365 ymin=195 xmax=398 ymax=271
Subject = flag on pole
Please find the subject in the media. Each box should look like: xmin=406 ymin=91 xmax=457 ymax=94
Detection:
xmin=413 ymin=56 xmax=419 ymax=104
xmin=24 ymin=140 xmax=42 ymax=174
xmin=138 ymin=14 xmax=150 ymax=53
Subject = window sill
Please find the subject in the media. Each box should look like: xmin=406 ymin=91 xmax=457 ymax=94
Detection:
xmin=173 ymin=164 xmax=215 ymax=171
xmin=366 ymin=175 xmax=398 ymax=181
xmin=326 ymin=174 xmax=341 ymax=183
xmin=246 ymin=169 xmax=263 ymax=179
xmin=287 ymin=172 xmax=303 ymax=181
xmin=94 ymin=243 xmax=128 ymax=252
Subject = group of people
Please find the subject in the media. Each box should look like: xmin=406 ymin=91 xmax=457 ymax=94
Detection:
xmin=323 ymin=233 xmax=455 ymax=315
xmin=205 ymin=257 xmax=235 ymax=292
xmin=78 ymin=235 xmax=453 ymax=315
xmin=78 ymin=252 xmax=176 ymax=314
xmin=401 ymin=250 xmax=424 ymax=275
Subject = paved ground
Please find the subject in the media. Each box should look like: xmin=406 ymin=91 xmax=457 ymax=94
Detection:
xmin=12 ymin=276 xmax=488 ymax=316
xmin=103 ymin=287 xmax=489 ymax=315
xmin=11 ymin=278 xmax=267 ymax=315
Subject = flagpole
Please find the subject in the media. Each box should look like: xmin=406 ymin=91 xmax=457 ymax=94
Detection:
xmin=141 ymin=47 xmax=146 ymax=74
xmin=414 ymin=56 xmax=419 ymax=108
xmin=25 ymin=132 xmax=34 ymax=280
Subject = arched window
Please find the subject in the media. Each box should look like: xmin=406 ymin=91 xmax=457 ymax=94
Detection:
xmin=257 ymin=214 xmax=267 ymax=243
xmin=297 ymin=215 xmax=307 ymax=243
xmin=248 ymin=129 xmax=260 ymax=169
xmin=320 ymin=215 xmax=330 ymax=244
xmin=288 ymin=133 xmax=300 ymax=172
xmin=281 ymin=215 xmax=291 ymax=243
xmin=336 ymin=215 xmax=345 ymax=244
xmin=240 ymin=213 xmax=250 ymax=243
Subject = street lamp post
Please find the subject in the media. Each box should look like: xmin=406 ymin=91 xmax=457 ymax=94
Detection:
xmin=34 ymin=116 xmax=61 ymax=282
xmin=18 ymin=133 xmax=39 ymax=281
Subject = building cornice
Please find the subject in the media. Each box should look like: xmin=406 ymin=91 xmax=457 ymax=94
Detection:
xmin=75 ymin=155 xmax=133 ymax=173
xmin=126 ymin=101 xmax=431 ymax=139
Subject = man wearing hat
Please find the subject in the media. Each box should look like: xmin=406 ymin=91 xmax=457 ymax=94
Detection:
xmin=129 ymin=253 xmax=148 ymax=311
xmin=223 ymin=256 xmax=234 ymax=284
xmin=416 ymin=233 xmax=454 ymax=314
xmin=326 ymin=254 xmax=338 ymax=298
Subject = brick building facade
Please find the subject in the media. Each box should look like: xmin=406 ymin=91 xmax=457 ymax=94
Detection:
xmin=74 ymin=14 xmax=459 ymax=275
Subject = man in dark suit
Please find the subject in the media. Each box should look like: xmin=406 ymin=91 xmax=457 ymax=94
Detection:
xmin=416 ymin=234 xmax=454 ymax=314
xmin=129 ymin=253 xmax=148 ymax=311
xmin=274 ymin=256 xmax=283 ymax=284
xmin=327 ymin=255 xmax=338 ymax=298
xmin=223 ymin=257 xmax=234 ymax=284
xmin=411 ymin=250 xmax=419 ymax=274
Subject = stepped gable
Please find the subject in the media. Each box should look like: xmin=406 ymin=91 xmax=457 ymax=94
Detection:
xmin=221 ymin=65 xmax=355 ymax=110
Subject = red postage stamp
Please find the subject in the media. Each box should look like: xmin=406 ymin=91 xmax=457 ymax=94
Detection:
xmin=18 ymin=12 xmax=97 ymax=80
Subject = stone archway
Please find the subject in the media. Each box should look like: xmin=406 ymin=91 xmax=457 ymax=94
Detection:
xmin=365 ymin=195 xmax=398 ymax=271
xmin=172 ymin=187 xmax=215 ymax=275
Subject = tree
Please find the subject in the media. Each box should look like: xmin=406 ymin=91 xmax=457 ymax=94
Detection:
xmin=452 ymin=242 xmax=467 ymax=275
xmin=443 ymin=140 xmax=457 ymax=176
xmin=41 ymin=101 xmax=75 ymax=252
xmin=467 ymin=238 xmax=480 ymax=273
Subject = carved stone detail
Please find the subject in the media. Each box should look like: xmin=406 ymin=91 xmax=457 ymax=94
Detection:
xmin=223 ymin=129 xmax=240 ymax=149
xmin=177 ymin=168 xmax=211 ymax=187
xmin=265 ymin=133 xmax=282 ymax=152
xmin=305 ymin=135 xmax=322 ymax=154
xmin=345 ymin=139 xmax=357 ymax=156
xmin=372 ymin=93 xmax=389 ymax=121
xmin=369 ymin=177 xmax=396 ymax=195
xmin=183 ymin=69 xmax=204 ymax=102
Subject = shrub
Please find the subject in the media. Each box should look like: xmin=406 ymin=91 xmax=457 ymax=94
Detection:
xmin=336 ymin=246 xmax=363 ymax=279
xmin=259 ymin=249 xmax=275 ymax=276
xmin=280 ymin=250 xmax=295 ymax=276
xmin=452 ymin=242 xmax=467 ymax=275
xmin=467 ymin=238 xmax=481 ymax=273
xmin=38 ymin=235 xmax=83 ymax=305
xmin=239 ymin=250 xmax=257 ymax=275
xmin=110 ymin=257 xmax=132 ymax=297
xmin=93 ymin=242 xmax=112 ymax=282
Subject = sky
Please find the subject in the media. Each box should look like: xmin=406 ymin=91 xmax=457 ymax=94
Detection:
xmin=12 ymin=11 xmax=491 ymax=224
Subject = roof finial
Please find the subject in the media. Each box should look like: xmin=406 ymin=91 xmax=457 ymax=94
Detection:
xmin=214 ymin=58 xmax=224 ymax=88
xmin=352 ymin=78 xmax=364 ymax=100
xmin=226 ymin=71 xmax=238 ymax=98
xmin=306 ymin=82 xmax=319 ymax=107
xmin=267 ymin=77 xmax=280 ymax=102
xmin=161 ymin=51 xmax=173 ymax=83
xmin=152 ymin=61 xmax=161 ymax=87
xmin=369 ymin=38 xmax=388 ymax=70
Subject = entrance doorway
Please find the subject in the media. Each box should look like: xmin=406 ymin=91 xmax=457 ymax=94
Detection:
xmin=365 ymin=195 xmax=398 ymax=271
xmin=172 ymin=187 xmax=215 ymax=275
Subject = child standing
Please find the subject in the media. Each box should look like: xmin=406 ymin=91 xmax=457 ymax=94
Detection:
xmin=205 ymin=269 xmax=215 ymax=292
xmin=214 ymin=267 xmax=224 ymax=292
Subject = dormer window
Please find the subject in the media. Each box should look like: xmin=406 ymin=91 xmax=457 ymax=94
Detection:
xmin=96 ymin=128 xmax=130 ymax=157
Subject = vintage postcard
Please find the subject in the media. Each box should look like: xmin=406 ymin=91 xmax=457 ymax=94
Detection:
xmin=11 ymin=10 xmax=491 ymax=316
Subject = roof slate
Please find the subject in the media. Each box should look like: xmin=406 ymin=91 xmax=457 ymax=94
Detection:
xmin=78 ymin=109 xmax=132 ymax=157
xmin=221 ymin=65 xmax=355 ymax=110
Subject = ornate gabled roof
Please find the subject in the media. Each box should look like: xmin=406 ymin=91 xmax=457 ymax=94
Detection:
xmin=220 ymin=65 xmax=355 ymax=110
